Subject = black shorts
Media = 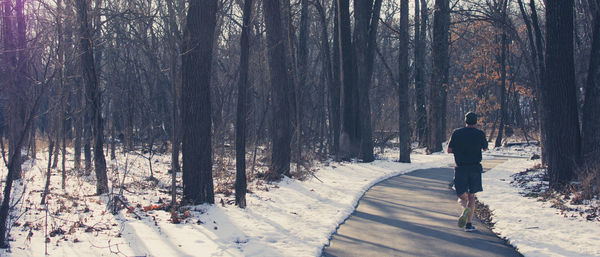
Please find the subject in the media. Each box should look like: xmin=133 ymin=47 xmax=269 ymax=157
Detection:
xmin=454 ymin=164 xmax=483 ymax=196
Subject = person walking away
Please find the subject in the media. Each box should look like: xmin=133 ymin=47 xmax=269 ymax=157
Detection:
xmin=447 ymin=112 xmax=488 ymax=232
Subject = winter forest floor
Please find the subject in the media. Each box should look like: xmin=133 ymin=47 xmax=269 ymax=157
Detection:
xmin=0 ymin=142 xmax=599 ymax=256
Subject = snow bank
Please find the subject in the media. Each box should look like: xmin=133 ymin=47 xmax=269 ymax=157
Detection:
xmin=478 ymin=159 xmax=600 ymax=257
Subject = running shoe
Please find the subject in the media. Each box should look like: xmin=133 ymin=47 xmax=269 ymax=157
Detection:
xmin=465 ymin=223 xmax=476 ymax=232
xmin=458 ymin=207 xmax=471 ymax=228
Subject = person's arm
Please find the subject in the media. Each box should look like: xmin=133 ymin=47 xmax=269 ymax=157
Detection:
xmin=448 ymin=131 xmax=455 ymax=153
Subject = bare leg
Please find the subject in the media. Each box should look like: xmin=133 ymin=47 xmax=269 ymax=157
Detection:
xmin=457 ymin=192 xmax=472 ymax=228
xmin=467 ymin=193 xmax=476 ymax=222
xmin=458 ymin=193 xmax=469 ymax=208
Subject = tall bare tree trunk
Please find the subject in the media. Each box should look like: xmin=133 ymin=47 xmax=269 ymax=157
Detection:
xmin=543 ymin=0 xmax=581 ymax=189
xmin=353 ymin=0 xmax=381 ymax=162
xmin=333 ymin=0 xmax=342 ymax=159
xmin=338 ymin=0 xmax=359 ymax=159
xmin=427 ymin=0 xmax=450 ymax=153
xmin=264 ymin=0 xmax=292 ymax=179
xmin=398 ymin=0 xmax=411 ymax=163
xmin=495 ymin=0 xmax=509 ymax=148
xmin=66 ymin=0 xmax=81 ymax=172
xmin=76 ymin=0 xmax=109 ymax=194
xmin=315 ymin=0 xmax=338 ymax=157
xmin=3 ymin=0 xmax=27 ymax=180
xmin=15 ymin=0 xmax=28 ymax=176
xmin=583 ymin=4 xmax=600 ymax=161
xmin=530 ymin=0 xmax=548 ymax=164
xmin=181 ymin=0 xmax=217 ymax=204
xmin=295 ymin=0 xmax=310 ymax=170
xmin=414 ymin=0 xmax=427 ymax=146
xmin=57 ymin=0 xmax=69 ymax=190
xmin=517 ymin=0 xmax=543 ymax=147
xmin=166 ymin=0 xmax=180 ymax=208
xmin=236 ymin=0 xmax=253 ymax=208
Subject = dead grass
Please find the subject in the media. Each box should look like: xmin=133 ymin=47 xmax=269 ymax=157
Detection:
xmin=575 ymin=161 xmax=600 ymax=201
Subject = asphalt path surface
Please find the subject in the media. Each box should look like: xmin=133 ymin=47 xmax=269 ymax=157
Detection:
xmin=323 ymin=158 xmax=522 ymax=257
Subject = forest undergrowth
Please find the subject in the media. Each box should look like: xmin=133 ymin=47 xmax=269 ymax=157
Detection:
xmin=509 ymin=163 xmax=600 ymax=222
xmin=0 ymin=143 xmax=320 ymax=252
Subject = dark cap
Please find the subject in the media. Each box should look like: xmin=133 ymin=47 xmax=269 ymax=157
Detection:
xmin=465 ymin=112 xmax=478 ymax=125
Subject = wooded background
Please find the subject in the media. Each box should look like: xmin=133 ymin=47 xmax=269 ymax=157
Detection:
xmin=1 ymin=0 xmax=599 ymax=246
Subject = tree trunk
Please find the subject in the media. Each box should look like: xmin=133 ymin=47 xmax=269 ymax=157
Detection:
xmin=41 ymin=139 xmax=55 ymax=205
xmin=315 ymin=0 xmax=338 ymax=157
xmin=29 ymin=123 xmax=36 ymax=160
xmin=543 ymin=0 xmax=581 ymax=189
xmin=76 ymin=0 xmax=109 ymax=195
xmin=295 ymin=0 xmax=309 ymax=170
xmin=165 ymin=0 xmax=181 ymax=208
xmin=583 ymin=5 xmax=600 ymax=161
xmin=518 ymin=0 xmax=538 ymax=86
xmin=263 ymin=0 xmax=292 ymax=180
xmin=83 ymin=107 xmax=92 ymax=174
xmin=57 ymin=0 xmax=69 ymax=190
xmin=181 ymin=0 xmax=217 ymax=204
xmin=414 ymin=0 xmax=427 ymax=146
xmin=15 ymin=0 xmax=28 ymax=177
xmin=530 ymin=0 xmax=548 ymax=164
xmin=52 ymin=132 xmax=60 ymax=168
xmin=63 ymin=0 xmax=83 ymax=172
xmin=235 ymin=0 xmax=253 ymax=208
xmin=2 ymin=0 xmax=25 ymax=180
xmin=495 ymin=1 xmax=509 ymax=148
xmin=73 ymin=70 xmax=83 ymax=171
xmin=353 ymin=0 xmax=381 ymax=162
xmin=338 ymin=0 xmax=359 ymax=159
xmin=517 ymin=0 xmax=543 ymax=147
xmin=427 ymin=0 xmax=450 ymax=153
xmin=333 ymin=0 xmax=342 ymax=159
xmin=0 ymin=0 xmax=33 ymax=246
xmin=0 ymin=75 xmax=47 ymax=248
xmin=398 ymin=0 xmax=411 ymax=163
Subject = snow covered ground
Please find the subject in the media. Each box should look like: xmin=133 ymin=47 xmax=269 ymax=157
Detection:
xmin=478 ymin=155 xmax=600 ymax=257
xmin=2 ymin=143 xmax=598 ymax=257
xmin=2 ymin=148 xmax=454 ymax=256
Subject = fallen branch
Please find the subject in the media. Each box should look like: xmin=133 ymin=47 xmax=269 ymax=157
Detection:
xmin=112 ymin=195 xmax=141 ymax=220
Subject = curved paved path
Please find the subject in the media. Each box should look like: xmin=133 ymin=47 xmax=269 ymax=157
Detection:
xmin=323 ymin=158 xmax=522 ymax=257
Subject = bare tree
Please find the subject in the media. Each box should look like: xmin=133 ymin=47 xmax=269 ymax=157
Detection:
xmin=166 ymin=0 xmax=181 ymax=208
xmin=427 ymin=0 xmax=450 ymax=153
xmin=398 ymin=0 xmax=411 ymax=163
xmin=414 ymin=0 xmax=428 ymax=145
xmin=236 ymin=0 xmax=253 ymax=208
xmin=353 ymin=0 xmax=381 ymax=162
xmin=338 ymin=0 xmax=359 ymax=159
xmin=583 ymin=2 xmax=600 ymax=161
xmin=3 ymin=0 xmax=27 ymax=179
xmin=75 ymin=0 xmax=109 ymax=194
xmin=181 ymin=0 xmax=218 ymax=204
xmin=543 ymin=0 xmax=582 ymax=188
xmin=495 ymin=0 xmax=509 ymax=148
xmin=263 ymin=0 xmax=292 ymax=180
